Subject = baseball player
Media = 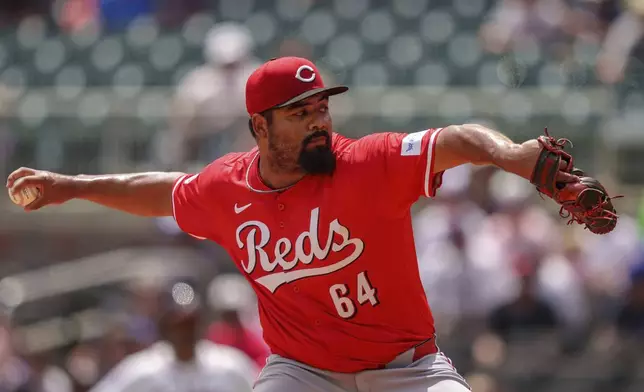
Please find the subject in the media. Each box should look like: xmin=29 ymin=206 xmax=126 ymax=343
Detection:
xmin=7 ymin=56 xmax=618 ymax=391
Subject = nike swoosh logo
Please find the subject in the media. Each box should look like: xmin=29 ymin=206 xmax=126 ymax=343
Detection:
xmin=234 ymin=203 xmax=252 ymax=214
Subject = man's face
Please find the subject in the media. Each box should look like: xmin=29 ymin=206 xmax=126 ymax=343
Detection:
xmin=260 ymin=94 xmax=336 ymax=175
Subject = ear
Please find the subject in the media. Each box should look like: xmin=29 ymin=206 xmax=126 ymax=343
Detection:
xmin=251 ymin=113 xmax=269 ymax=139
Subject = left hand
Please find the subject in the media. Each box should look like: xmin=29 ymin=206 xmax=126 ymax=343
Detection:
xmin=555 ymin=159 xmax=580 ymax=184
xmin=529 ymin=128 xmax=619 ymax=234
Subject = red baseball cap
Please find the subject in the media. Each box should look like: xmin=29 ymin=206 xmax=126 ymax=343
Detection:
xmin=245 ymin=56 xmax=348 ymax=115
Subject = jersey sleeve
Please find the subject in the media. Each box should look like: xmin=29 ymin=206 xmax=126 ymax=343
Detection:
xmin=354 ymin=128 xmax=445 ymax=207
xmin=172 ymin=162 xmax=221 ymax=240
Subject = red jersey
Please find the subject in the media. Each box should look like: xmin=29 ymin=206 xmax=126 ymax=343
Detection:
xmin=172 ymin=129 xmax=444 ymax=372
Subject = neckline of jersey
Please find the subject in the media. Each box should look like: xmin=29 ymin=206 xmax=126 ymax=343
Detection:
xmin=245 ymin=152 xmax=303 ymax=194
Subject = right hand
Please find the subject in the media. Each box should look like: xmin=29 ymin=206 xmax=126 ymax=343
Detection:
xmin=6 ymin=167 xmax=77 ymax=211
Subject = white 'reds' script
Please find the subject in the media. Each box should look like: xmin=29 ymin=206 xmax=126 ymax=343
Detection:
xmin=235 ymin=207 xmax=365 ymax=293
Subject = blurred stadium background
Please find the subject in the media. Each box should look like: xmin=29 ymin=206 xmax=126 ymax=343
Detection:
xmin=1 ymin=0 xmax=644 ymax=391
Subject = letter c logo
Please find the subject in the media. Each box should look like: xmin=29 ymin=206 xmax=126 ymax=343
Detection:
xmin=295 ymin=65 xmax=316 ymax=83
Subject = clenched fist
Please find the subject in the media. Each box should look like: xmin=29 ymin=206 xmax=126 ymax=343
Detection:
xmin=6 ymin=167 xmax=77 ymax=211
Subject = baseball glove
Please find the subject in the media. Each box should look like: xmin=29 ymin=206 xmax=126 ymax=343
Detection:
xmin=530 ymin=128 xmax=620 ymax=235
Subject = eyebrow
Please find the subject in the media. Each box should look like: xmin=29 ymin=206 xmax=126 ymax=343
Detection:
xmin=286 ymin=96 xmax=328 ymax=110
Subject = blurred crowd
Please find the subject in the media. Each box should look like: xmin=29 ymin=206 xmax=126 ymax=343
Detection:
xmin=0 ymin=1 xmax=644 ymax=392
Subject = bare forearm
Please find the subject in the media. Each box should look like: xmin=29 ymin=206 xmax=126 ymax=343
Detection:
xmin=74 ymin=172 xmax=184 ymax=216
xmin=436 ymin=124 xmax=541 ymax=180
xmin=465 ymin=124 xmax=541 ymax=178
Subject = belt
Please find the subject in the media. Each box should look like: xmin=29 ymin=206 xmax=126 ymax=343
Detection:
xmin=384 ymin=337 xmax=439 ymax=369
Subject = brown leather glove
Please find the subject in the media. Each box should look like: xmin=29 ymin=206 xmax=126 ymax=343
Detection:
xmin=530 ymin=129 xmax=620 ymax=235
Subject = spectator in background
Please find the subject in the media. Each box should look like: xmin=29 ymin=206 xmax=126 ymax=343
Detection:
xmin=162 ymin=22 xmax=260 ymax=169
xmin=89 ymin=280 xmax=257 ymax=392
xmin=488 ymin=255 xmax=560 ymax=342
xmin=206 ymin=274 xmax=269 ymax=369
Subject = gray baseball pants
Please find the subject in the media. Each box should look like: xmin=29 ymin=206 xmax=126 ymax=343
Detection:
xmin=253 ymin=348 xmax=471 ymax=392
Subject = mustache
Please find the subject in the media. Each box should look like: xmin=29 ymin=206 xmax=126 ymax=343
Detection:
xmin=302 ymin=130 xmax=330 ymax=146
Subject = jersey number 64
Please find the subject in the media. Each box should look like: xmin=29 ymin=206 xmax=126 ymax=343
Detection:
xmin=329 ymin=271 xmax=379 ymax=319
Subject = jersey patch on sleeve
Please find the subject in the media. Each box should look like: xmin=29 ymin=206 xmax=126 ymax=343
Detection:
xmin=400 ymin=130 xmax=429 ymax=156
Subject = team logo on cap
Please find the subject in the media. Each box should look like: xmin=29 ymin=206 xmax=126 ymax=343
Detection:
xmin=295 ymin=65 xmax=316 ymax=83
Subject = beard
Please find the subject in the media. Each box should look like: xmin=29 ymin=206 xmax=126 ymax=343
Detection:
xmin=267 ymin=129 xmax=337 ymax=176
xmin=298 ymin=131 xmax=336 ymax=175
